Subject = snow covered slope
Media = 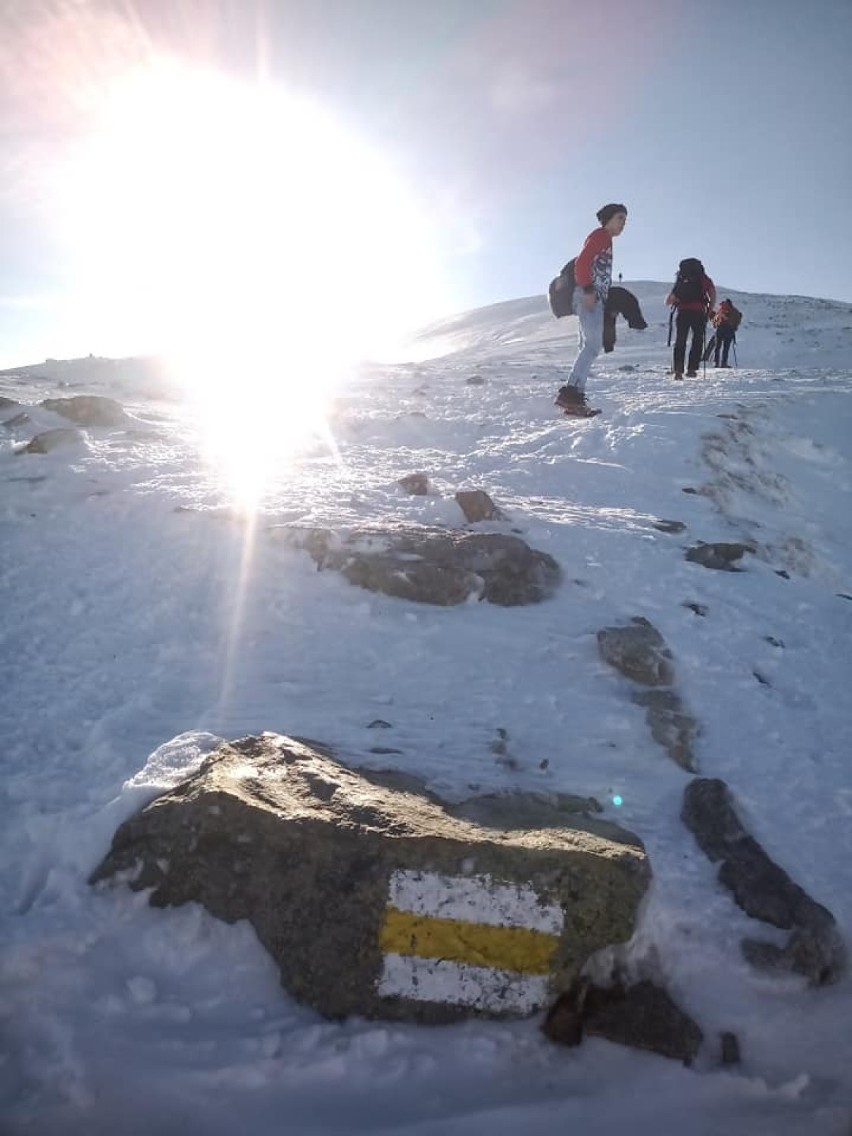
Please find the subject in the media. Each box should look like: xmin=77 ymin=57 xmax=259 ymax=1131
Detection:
xmin=1 ymin=284 xmax=851 ymax=1135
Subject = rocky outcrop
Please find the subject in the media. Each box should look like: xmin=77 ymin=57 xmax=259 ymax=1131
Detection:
xmin=91 ymin=734 xmax=649 ymax=1024
xmin=397 ymin=473 xmax=430 ymax=495
xmin=681 ymin=778 xmax=846 ymax=986
xmin=20 ymin=428 xmax=83 ymax=454
xmin=40 ymin=395 xmax=129 ymax=427
xmin=597 ymin=618 xmax=698 ymax=771
xmin=685 ymin=541 xmax=754 ymax=571
xmin=273 ymin=526 xmax=561 ymax=607
xmin=597 ymin=618 xmax=675 ymax=687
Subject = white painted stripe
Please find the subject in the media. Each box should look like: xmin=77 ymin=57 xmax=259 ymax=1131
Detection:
xmin=379 ymin=952 xmax=550 ymax=1014
xmin=387 ymin=869 xmax=563 ymax=935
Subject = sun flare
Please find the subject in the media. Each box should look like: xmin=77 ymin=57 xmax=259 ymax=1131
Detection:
xmin=60 ymin=59 xmax=450 ymax=504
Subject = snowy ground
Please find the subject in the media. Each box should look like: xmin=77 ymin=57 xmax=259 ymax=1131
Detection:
xmin=2 ymin=282 xmax=852 ymax=1135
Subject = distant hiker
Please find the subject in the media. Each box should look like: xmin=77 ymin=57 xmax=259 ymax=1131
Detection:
xmin=666 ymin=258 xmax=716 ymax=380
xmin=711 ymin=298 xmax=741 ymax=368
xmin=555 ymin=203 xmax=627 ymax=416
xmin=617 ymin=272 xmax=623 ymax=283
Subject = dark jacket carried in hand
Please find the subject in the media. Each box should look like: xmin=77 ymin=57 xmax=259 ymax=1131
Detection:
xmin=603 ymin=287 xmax=648 ymax=353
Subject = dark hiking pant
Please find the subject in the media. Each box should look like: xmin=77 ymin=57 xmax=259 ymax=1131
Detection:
xmin=714 ymin=326 xmax=735 ymax=366
xmin=673 ymin=310 xmax=707 ymax=374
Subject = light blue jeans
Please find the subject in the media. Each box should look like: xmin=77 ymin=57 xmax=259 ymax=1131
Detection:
xmin=568 ymin=287 xmax=603 ymax=392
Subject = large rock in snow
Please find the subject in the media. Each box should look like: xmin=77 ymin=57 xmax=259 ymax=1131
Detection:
xmin=91 ymin=734 xmax=649 ymax=1023
xmin=272 ymin=526 xmax=562 ymax=607
xmin=681 ymin=778 xmax=846 ymax=986
xmin=597 ymin=618 xmax=699 ymax=771
xmin=40 ymin=395 xmax=129 ymax=427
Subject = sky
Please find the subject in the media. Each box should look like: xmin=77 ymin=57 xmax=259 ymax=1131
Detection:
xmin=1 ymin=0 xmax=851 ymax=366
xmin=2 ymin=283 xmax=852 ymax=1133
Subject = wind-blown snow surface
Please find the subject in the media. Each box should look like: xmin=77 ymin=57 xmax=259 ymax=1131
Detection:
xmin=2 ymin=283 xmax=851 ymax=1135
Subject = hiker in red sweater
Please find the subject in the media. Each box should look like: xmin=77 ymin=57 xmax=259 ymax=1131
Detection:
xmin=555 ymin=203 xmax=627 ymax=414
xmin=666 ymin=258 xmax=716 ymax=379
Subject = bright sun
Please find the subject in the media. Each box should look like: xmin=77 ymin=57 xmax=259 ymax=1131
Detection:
xmin=61 ymin=59 xmax=449 ymax=505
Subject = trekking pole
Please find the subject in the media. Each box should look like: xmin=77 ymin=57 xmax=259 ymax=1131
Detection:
xmin=702 ymin=321 xmax=707 ymax=378
xmin=732 ymin=336 xmax=738 ymax=369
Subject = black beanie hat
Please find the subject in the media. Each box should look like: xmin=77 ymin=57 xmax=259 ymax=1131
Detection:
xmin=596 ymin=203 xmax=627 ymax=226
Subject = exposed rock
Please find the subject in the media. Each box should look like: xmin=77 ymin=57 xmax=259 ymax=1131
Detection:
xmin=397 ymin=473 xmax=429 ymax=496
xmin=652 ymin=519 xmax=686 ymax=534
xmin=598 ymin=619 xmax=697 ymax=771
xmin=685 ymin=542 xmax=754 ymax=571
xmin=342 ymin=556 xmax=480 ymax=606
xmin=40 ymin=395 xmax=129 ymax=427
xmin=597 ymin=617 xmax=675 ymax=687
xmin=681 ymin=778 xmax=846 ymax=985
xmin=684 ymin=602 xmax=708 ymax=617
xmin=20 ymin=428 xmax=83 ymax=454
xmin=275 ymin=526 xmax=561 ymax=607
xmin=466 ymin=375 xmax=486 ymax=385
xmin=455 ymin=490 xmax=507 ymax=523
xmin=91 ymin=734 xmax=649 ymax=1024
xmin=2 ymin=412 xmax=30 ymax=428
xmin=543 ymin=978 xmax=703 ymax=1065
xmin=631 ymin=689 xmax=698 ymax=772
xmin=0 ymin=395 xmax=20 ymax=410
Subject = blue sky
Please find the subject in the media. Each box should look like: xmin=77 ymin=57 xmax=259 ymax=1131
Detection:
xmin=1 ymin=0 xmax=851 ymax=365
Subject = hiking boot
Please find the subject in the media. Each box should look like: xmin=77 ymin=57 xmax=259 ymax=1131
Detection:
xmin=686 ymin=369 xmax=698 ymax=378
xmin=555 ymin=384 xmax=587 ymax=409
xmin=673 ymin=372 xmax=684 ymax=381
xmin=719 ymin=363 xmax=731 ymax=369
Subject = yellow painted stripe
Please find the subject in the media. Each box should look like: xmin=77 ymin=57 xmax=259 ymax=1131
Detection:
xmin=379 ymin=907 xmax=559 ymax=976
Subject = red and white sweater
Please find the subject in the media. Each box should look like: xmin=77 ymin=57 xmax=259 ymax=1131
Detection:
xmin=574 ymin=227 xmax=613 ymax=302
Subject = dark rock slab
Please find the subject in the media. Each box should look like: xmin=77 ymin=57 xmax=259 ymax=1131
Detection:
xmin=685 ymin=542 xmax=753 ymax=571
xmin=20 ymin=428 xmax=83 ymax=454
xmin=597 ymin=617 xmax=675 ymax=687
xmin=455 ymin=490 xmax=507 ymax=523
xmin=631 ymin=689 xmax=698 ymax=772
xmin=41 ymin=395 xmax=129 ymax=427
xmin=275 ymin=526 xmax=561 ymax=607
xmin=681 ymin=778 xmax=846 ymax=985
xmin=543 ymin=978 xmax=703 ymax=1065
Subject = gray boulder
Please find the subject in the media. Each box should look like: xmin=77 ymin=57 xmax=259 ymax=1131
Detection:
xmin=275 ymin=526 xmax=561 ymax=607
xmin=681 ymin=778 xmax=846 ymax=985
xmin=597 ymin=619 xmax=699 ymax=771
xmin=597 ymin=617 xmax=675 ymax=687
xmin=631 ymin=689 xmax=698 ymax=773
xmin=91 ymin=734 xmax=649 ymax=1023
xmin=397 ymin=473 xmax=430 ymax=495
xmin=20 ymin=428 xmax=83 ymax=454
xmin=685 ymin=542 xmax=753 ymax=571
xmin=455 ymin=490 xmax=507 ymax=523
xmin=41 ymin=395 xmax=129 ymax=427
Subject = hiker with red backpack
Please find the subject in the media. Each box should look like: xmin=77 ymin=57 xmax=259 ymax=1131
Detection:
xmin=710 ymin=298 xmax=741 ymax=368
xmin=666 ymin=258 xmax=716 ymax=380
xmin=554 ymin=203 xmax=627 ymax=416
